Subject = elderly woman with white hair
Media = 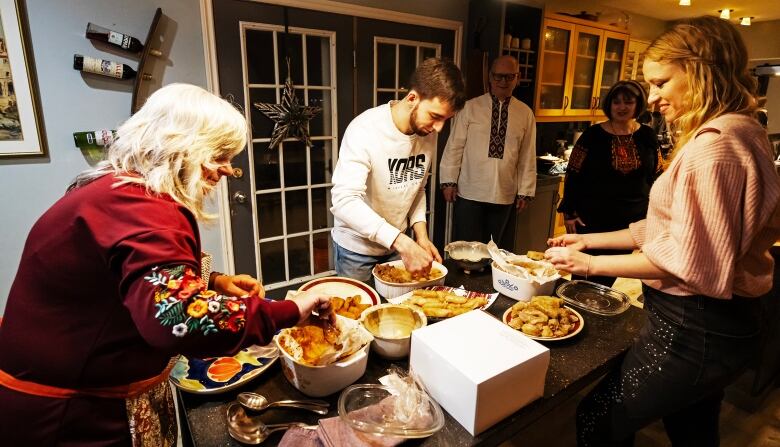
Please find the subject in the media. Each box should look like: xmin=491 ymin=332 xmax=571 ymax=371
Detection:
xmin=0 ymin=83 xmax=331 ymax=446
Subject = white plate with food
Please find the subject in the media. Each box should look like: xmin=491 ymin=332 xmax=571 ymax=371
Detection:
xmin=502 ymin=296 xmax=584 ymax=341
xmin=298 ymin=276 xmax=380 ymax=304
xmin=388 ymin=285 xmax=498 ymax=319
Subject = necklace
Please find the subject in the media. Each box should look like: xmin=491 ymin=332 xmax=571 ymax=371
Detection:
xmin=608 ymin=120 xmax=641 ymax=174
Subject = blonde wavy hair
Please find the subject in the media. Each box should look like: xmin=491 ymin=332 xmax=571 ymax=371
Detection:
xmin=645 ymin=16 xmax=757 ymax=153
xmin=69 ymin=83 xmax=248 ymax=221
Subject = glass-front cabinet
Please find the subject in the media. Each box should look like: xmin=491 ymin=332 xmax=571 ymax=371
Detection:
xmin=536 ymin=20 xmax=573 ymax=115
xmin=534 ymin=14 xmax=628 ymax=120
xmin=595 ymin=32 xmax=629 ymax=113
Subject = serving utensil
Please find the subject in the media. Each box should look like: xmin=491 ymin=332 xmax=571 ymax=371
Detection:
xmin=237 ymin=391 xmax=330 ymax=414
xmin=226 ymin=402 xmax=317 ymax=444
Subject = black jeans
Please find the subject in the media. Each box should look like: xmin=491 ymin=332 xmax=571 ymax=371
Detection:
xmin=453 ymin=197 xmax=515 ymax=248
xmin=577 ymin=285 xmax=761 ymax=446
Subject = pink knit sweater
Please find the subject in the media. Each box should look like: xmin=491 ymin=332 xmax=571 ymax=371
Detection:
xmin=629 ymin=114 xmax=780 ymax=298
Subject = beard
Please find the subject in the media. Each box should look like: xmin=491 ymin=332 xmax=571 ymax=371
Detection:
xmin=408 ymin=104 xmax=431 ymax=136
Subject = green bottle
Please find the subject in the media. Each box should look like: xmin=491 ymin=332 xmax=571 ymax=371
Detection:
xmin=73 ymin=130 xmax=116 ymax=148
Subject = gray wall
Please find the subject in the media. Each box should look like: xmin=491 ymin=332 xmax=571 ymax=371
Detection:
xmin=0 ymin=0 xmax=469 ymax=313
xmin=0 ymin=0 xmax=209 ymax=313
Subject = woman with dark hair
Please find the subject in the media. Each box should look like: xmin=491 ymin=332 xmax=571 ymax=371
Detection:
xmin=547 ymin=16 xmax=780 ymax=445
xmin=557 ymin=79 xmax=660 ymax=287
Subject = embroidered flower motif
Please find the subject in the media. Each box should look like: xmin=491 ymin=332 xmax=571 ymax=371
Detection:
xmin=187 ymin=299 xmax=209 ymax=318
xmin=172 ymin=323 xmax=189 ymax=337
xmin=145 ymin=265 xmax=250 ymax=337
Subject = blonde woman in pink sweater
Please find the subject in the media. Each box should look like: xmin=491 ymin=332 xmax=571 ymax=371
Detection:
xmin=546 ymin=16 xmax=780 ymax=446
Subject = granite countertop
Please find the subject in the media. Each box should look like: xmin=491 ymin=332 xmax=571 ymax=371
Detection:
xmin=178 ymin=260 xmax=646 ymax=446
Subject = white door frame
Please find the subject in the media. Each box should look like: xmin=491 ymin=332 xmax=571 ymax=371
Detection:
xmin=199 ymin=0 xmax=462 ymax=274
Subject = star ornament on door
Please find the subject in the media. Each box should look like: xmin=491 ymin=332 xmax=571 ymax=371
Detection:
xmin=253 ymin=62 xmax=322 ymax=150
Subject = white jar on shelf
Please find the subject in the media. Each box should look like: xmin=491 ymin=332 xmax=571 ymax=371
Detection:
xmin=504 ymin=33 xmax=513 ymax=48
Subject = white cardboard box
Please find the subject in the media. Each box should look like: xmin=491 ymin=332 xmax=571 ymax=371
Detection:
xmin=410 ymin=310 xmax=550 ymax=435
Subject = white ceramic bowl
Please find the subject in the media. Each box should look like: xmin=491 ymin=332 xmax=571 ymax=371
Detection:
xmin=275 ymin=318 xmax=372 ymax=397
xmin=372 ymin=260 xmax=447 ymax=300
xmin=491 ymin=261 xmax=556 ymax=301
xmin=444 ymin=241 xmax=491 ymax=272
xmin=359 ymin=303 xmax=427 ymax=359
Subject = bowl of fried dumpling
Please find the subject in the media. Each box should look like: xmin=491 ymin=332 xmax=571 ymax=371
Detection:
xmin=276 ymin=315 xmax=373 ymax=396
xmin=372 ymin=260 xmax=447 ymax=299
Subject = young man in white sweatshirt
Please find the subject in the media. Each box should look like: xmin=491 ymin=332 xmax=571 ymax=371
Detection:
xmin=330 ymin=58 xmax=466 ymax=281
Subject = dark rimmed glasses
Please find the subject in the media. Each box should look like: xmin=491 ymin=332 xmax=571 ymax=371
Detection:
xmin=491 ymin=72 xmax=519 ymax=82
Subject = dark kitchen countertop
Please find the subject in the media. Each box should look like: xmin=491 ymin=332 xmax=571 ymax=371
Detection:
xmin=177 ymin=259 xmax=646 ymax=446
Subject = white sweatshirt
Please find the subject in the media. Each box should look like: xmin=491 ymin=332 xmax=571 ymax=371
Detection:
xmin=330 ymin=103 xmax=435 ymax=256
xmin=440 ymin=93 xmax=537 ymax=204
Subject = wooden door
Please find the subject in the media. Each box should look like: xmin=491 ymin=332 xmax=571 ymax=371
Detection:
xmin=567 ymin=25 xmax=603 ymax=116
xmin=594 ymin=32 xmax=629 ymax=114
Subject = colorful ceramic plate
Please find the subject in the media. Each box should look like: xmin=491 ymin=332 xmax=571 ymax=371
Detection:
xmin=169 ymin=344 xmax=278 ymax=394
xmin=298 ymin=276 xmax=380 ymax=305
xmin=502 ymin=305 xmax=584 ymax=341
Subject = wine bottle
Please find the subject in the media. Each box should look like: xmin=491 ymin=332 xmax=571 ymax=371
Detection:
xmin=85 ymin=22 xmax=143 ymax=53
xmin=73 ymin=130 xmax=116 ymax=148
xmin=73 ymin=54 xmax=136 ymax=79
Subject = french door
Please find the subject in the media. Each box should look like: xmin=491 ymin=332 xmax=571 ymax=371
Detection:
xmin=210 ymin=0 xmax=457 ymax=291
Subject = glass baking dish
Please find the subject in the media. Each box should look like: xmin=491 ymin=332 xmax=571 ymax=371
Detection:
xmin=338 ymin=384 xmax=444 ymax=438
xmin=556 ymin=280 xmax=631 ymax=316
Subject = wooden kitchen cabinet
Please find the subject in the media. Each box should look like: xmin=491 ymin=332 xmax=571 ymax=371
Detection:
xmin=534 ymin=12 xmax=628 ymax=122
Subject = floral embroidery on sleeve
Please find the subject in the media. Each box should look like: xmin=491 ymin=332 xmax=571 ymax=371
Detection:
xmin=144 ymin=266 xmax=246 ymax=337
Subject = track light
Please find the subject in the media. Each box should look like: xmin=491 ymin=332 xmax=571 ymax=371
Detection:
xmin=719 ymin=9 xmax=731 ymax=20
xmin=740 ymin=16 xmax=752 ymax=26
xmin=679 ymin=0 xmax=690 ymax=5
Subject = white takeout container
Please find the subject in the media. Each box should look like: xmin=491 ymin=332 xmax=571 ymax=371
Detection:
xmin=372 ymin=260 xmax=447 ymax=299
xmin=491 ymin=261 xmax=556 ymax=301
xmin=410 ymin=310 xmax=549 ymax=435
xmin=275 ymin=317 xmax=372 ymax=397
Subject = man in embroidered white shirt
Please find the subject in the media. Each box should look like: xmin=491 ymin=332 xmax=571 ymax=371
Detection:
xmin=439 ymin=55 xmax=537 ymax=247
xmin=330 ymin=58 xmax=466 ymax=281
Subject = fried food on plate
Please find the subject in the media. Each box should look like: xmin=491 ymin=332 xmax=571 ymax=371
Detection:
xmin=526 ymin=250 xmax=545 ymax=261
xmin=507 ymin=295 xmax=579 ymax=338
xmin=330 ymin=295 xmax=371 ymax=319
xmin=406 ymin=289 xmax=487 ymax=318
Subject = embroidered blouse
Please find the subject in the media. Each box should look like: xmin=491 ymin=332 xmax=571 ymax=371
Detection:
xmin=440 ymin=93 xmax=537 ymax=205
xmin=558 ymin=123 xmax=660 ymax=231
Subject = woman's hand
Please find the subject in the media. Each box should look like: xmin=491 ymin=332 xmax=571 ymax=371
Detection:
xmin=213 ymin=274 xmax=264 ymax=298
xmin=544 ymin=246 xmax=591 ymax=276
xmin=547 ymin=233 xmax=587 ymax=251
xmin=564 ymin=216 xmax=585 ymax=234
xmin=288 ymin=290 xmax=333 ymax=325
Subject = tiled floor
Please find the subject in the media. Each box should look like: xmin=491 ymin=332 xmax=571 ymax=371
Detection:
xmin=500 ymin=377 xmax=780 ymax=447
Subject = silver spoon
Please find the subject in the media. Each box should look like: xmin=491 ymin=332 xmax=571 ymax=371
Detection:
xmin=226 ymin=402 xmax=317 ymax=445
xmin=237 ymin=391 xmax=330 ymax=415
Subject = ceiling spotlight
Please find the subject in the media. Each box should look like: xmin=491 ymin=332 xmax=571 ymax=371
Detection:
xmin=679 ymin=0 xmax=690 ymax=5
xmin=719 ymin=9 xmax=731 ymax=20
xmin=740 ymin=17 xmax=752 ymax=26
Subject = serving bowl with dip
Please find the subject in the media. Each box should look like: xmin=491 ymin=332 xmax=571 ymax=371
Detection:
xmin=359 ymin=303 xmax=427 ymax=359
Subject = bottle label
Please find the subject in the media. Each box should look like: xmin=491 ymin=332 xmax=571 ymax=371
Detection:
xmin=95 ymin=130 xmax=114 ymax=146
xmin=82 ymin=56 xmax=123 ymax=79
xmin=108 ymin=31 xmax=124 ymax=47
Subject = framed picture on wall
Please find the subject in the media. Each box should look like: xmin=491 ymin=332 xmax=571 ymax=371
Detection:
xmin=0 ymin=0 xmax=46 ymax=158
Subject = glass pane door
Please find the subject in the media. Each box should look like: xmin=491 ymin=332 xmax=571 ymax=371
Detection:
xmin=538 ymin=23 xmax=571 ymax=111
xmin=597 ymin=35 xmax=627 ymax=108
xmin=569 ymin=29 xmax=601 ymax=113
xmin=243 ymin=23 xmax=338 ymax=289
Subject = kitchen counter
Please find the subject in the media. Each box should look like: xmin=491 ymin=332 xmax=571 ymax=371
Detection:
xmin=177 ymin=260 xmax=646 ymax=446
